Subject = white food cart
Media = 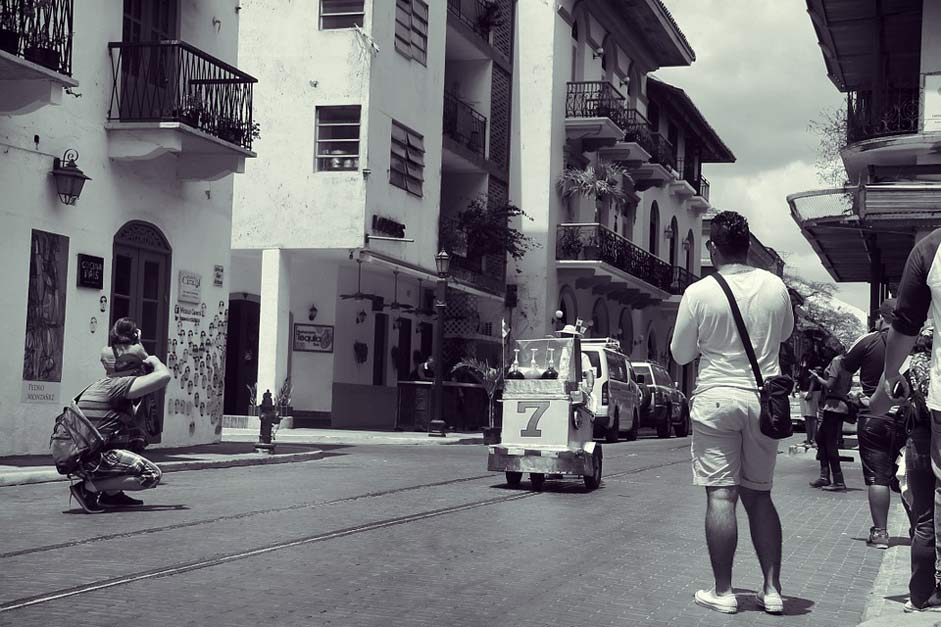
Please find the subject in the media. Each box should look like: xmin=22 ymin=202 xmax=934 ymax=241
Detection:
xmin=487 ymin=336 xmax=602 ymax=491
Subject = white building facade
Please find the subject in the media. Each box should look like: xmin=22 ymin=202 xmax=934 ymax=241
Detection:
xmin=510 ymin=0 xmax=734 ymax=396
xmin=0 ymin=0 xmax=256 ymax=455
xmin=230 ymin=0 xmax=514 ymax=428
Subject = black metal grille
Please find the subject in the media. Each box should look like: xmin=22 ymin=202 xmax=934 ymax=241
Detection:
xmin=491 ymin=0 xmax=513 ymax=57
xmin=107 ymin=40 xmax=258 ymax=151
xmin=676 ymin=157 xmax=709 ymax=199
xmin=443 ymin=90 xmax=487 ymax=159
xmin=556 ymin=223 xmax=675 ymax=293
xmin=489 ymin=65 xmax=511 ymax=169
xmin=847 ymin=88 xmax=920 ymax=144
xmin=0 ymin=0 xmax=73 ymax=75
xmin=565 ymin=81 xmax=628 ymax=132
xmin=623 ymin=109 xmax=674 ymax=169
xmin=671 ymin=267 xmax=698 ymax=295
xmin=446 ymin=0 xmax=489 ymax=41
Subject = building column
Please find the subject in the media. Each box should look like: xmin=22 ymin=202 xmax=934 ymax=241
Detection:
xmin=257 ymin=248 xmax=291 ymax=405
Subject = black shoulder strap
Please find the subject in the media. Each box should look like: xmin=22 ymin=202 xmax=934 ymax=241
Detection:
xmin=712 ymin=273 xmax=764 ymax=388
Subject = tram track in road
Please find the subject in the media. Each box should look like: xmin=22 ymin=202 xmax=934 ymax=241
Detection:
xmin=0 ymin=450 xmax=692 ymax=614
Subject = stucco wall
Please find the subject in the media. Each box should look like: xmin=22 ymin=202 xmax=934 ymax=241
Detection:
xmin=0 ymin=0 xmax=242 ymax=455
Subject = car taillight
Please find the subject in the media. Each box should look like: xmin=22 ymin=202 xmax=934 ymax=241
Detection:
xmin=601 ymin=382 xmax=609 ymax=405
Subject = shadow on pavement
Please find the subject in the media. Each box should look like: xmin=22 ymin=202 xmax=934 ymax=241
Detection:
xmin=734 ymin=588 xmax=815 ymax=616
xmin=62 ymin=504 xmax=190 ymax=514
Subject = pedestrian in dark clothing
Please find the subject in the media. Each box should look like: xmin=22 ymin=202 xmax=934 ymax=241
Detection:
xmin=811 ymin=353 xmax=852 ymax=490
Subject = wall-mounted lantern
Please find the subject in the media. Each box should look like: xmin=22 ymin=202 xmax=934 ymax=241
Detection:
xmin=308 ymin=304 xmax=318 ymax=321
xmin=434 ymin=250 xmax=451 ymax=278
xmin=51 ymin=149 xmax=91 ymax=205
xmin=682 ymin=236 xmax=692 ymax=251
xmin=663 ymin=224 xmax=674 ymax=240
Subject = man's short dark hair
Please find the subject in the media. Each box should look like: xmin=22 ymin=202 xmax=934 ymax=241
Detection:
xmin=710 ymin=211 xmax=750 ymax=259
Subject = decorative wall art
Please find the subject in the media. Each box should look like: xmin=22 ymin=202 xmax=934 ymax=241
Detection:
xmin=293 ymin=323 xmax=334 ymax=353
xmin=22 ymin=229 xmax=69 ymax=404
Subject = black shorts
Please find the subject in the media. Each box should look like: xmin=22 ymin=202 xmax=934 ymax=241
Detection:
xmin=857 ymin=415 xmax=906 ymax=486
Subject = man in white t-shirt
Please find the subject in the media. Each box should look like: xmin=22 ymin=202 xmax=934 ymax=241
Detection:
xmin=671 ymin=211 xmax=794 ymax=616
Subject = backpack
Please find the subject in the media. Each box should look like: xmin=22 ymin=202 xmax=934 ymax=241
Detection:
xmin=49 ymin=386 xmax=106 ymax=476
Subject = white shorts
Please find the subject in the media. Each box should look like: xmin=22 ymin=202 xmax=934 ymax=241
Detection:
xmin=690 ymin=387 xmax=779 ymax=491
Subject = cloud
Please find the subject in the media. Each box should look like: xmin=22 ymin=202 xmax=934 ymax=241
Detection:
xmin=652 ymin=1 xmax=872 ymax=313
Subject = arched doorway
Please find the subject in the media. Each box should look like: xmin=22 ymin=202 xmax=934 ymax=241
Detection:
xmin=647 ymin=327 xmax=657 ymax=360
xmin=225 ymin=294 xmax=260 ymax=415
xmin=558 ymin=285 xmax=577 ymax=329
xmin=649 ymin=202 xmax=660 ymax=256
xmin=112 ymin=220 xmax=171 ymax=439
xmin=591 ymin=298 xmax=609 ymax=337
xmin=618 ymin=308 xmax=633 ymax=355
xmin=686 ymin=229 xmax=695 ymax=272
xmin=668 ymin=217 xmax=679 ymax=266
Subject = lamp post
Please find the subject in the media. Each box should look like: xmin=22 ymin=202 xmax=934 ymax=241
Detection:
xmin=429 ymin=250 xmax=450 ymax=437
xmin=50 ymin=149 xmax=91 ymax=205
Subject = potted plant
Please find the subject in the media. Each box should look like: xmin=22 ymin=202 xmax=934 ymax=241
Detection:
xmin=476 ymin=0 xmax=503 ymax=33
xmin=0 ymin=0 xmax=20 ymax=55
xmin=581 ymin=229 xmax=601 ymax=260
xmin=177 ymin=94 xmax=206 ymax=129
xmin=275 ymin=376 xmax=293 ymax=426
xmin=23 ymin=30 xmax=59 ymax=71
xmin=452 ymin=357 xmax=502 ymax=443
xmin=456 ymin=197 xmax=537 ymax=262
xmin=557 ymin=162 xmax=628 ymax=215
xmin=557 ymin=224 xmax=583 ymax=260
xmin=216 ymin=116 xmax=244 ymax=145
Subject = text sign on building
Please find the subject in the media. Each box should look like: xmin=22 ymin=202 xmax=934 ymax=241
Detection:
xmin=178 ymin=270 xmax=202 ymax=304
xmin=924 ymin=74 xmax=941 ymax=133
xmin=371 ymin=215 xmax=406 ymax=238
xmin=21 ymin=381 xmax=60 ymax=404
xmin=293 ymin=324 xmax=334 ymax=353
xmin=77 ymin=254 xmax=104 ymax=289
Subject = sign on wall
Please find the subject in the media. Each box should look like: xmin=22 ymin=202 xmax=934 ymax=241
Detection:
xmin=22 ymin=229 xmax=69 ymax=404
xmin=213 ymin=265 xmax=224 ymax=287
xmin=77 ymin=254 xmax=104 ymax=289
xmin=293 ymin=324 xmax=334 ymax=353
xmin=178 ymin=270 xmax=202 ymax=304
xmin=924 ymin=74 xmax=941 ymax=133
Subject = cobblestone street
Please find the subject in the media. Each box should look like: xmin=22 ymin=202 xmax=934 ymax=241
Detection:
xmin=0 ymin=433 xmax=899 ymax=626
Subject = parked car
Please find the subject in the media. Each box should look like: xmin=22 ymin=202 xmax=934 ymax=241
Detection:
xmin=581 ymin=339 xmax=642 ymax=443
xmin=632 ymin=360 xmax=690 ymax=438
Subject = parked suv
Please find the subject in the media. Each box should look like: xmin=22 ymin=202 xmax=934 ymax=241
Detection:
xmin=633 ymin=361 xmax=690 ymax=438
xmin=581 ymin=339 xmax=642 ymax=443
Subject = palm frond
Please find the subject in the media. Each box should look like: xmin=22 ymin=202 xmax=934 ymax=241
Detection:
xmin=557 ymin=162 xmax=628 ymax=204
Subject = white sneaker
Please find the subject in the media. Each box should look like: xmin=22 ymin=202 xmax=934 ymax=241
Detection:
xmin=756 ymin=591 xmax=784 ymax=614
xmin=694 ymin=589 xmax=738 ymax=614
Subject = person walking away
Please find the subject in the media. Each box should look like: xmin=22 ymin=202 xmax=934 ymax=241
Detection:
xmin=798 ymin=357 xmax=823 ymax=446
xmin=811 ymin=353 xmax=852 ymax=490
xmin=69 ymin=318 xmax=170 ymax=513
xmin=839 ymin=299 xmax=907 ymax=548
xmin=671 ymin=211 xmax=794 ymax=615
xmin=872 ymin=229 xmax=941 ymax=611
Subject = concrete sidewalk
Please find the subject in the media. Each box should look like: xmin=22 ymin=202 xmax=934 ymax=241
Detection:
xmin=0 ymin=427 xmax=483 ymax=487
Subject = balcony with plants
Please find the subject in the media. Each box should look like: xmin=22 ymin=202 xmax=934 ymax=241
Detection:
xmin=105 ymin=40 xmax=258 ymax=180
xmin=0 ymin=0 xmax=79 ymax=114
xmin=565 ymin=81 xmax=629 ymax=143
xmin=623 ymin=111 xmax=675 ymax=189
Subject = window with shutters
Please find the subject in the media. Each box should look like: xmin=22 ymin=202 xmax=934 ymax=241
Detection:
xmin=394 ymin=0 xmax=428 ymax=65
xmin=320 ymin=0 xmax=365 ymax=29
xmin=315 ymin=106 xmax=361 ymax=171
xmin=390 ymin=121 xmax=425 ymax=196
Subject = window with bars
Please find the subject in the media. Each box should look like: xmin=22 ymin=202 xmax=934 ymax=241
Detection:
xmin=320 ymin=0 xmax=365 ymax=29
xmin=316 ymin=106 xmax=361 ymax=171
xmin=390 ymin=121 xmax=424 ymax=196
xmin=394 ymin=0 xmax=428 ymax=65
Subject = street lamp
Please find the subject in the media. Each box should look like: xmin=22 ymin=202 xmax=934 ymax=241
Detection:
xmin=429 ymin=250 xmax=450 ymax=437
xmin=50 ymin=149 xmax=91 ymax=205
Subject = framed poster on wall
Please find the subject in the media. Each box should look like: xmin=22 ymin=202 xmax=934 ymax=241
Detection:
xmin=293 ymin=324 xmax=334 ymax=353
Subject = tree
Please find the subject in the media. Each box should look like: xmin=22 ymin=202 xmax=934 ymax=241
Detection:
xmin=809 ymin=106 xmax=849 ymax=189
xmin=783 ymin=272 xmax=866 ymax=350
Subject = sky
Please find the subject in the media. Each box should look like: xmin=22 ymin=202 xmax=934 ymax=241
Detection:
xmin=654 ymin=0 xmax=870 ymax=318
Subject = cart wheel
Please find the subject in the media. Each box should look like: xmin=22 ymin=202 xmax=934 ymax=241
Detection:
xmin=530 ymin=473 xmax=546 ymax=491
xmin=584 ymin=447 xmax=602 ymax=490
xmin=505 ymin=471 xmax=522 ymax=487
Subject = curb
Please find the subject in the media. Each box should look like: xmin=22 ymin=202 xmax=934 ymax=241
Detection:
xmin=0 ymin=449 xmax=326 ymax=488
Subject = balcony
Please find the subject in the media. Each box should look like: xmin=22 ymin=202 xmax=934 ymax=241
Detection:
xmin=670 ymin=267 xmax=698 ymax=296
xmin=447 ymin=0 xmax=490 ymax=43
xmin=443 ymin=90 xmax=487 ymax=162
xmin=439 ymin=215 xmax=506 ymax=295
xmin=105 ymin=40 xmax=257 ymax=180
xmin=0 ymin=0 xmax=78 ymax=114
xmin=847 ymin=88 xmax=919 ymax=145
xmin=565 ymin=81 xmax=628 ymax=145
xmin=624 ymin=112 xmax=675 ymax=190
xmin=556 ymin=223 xmax=673 ymax=306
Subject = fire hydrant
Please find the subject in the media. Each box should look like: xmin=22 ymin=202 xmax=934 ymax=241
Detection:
xmin=255 ymin=389 xmax=280 ymax=454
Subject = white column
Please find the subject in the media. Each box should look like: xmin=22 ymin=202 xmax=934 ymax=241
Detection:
xmin=257 ymin=248 xmax=291 ymax=405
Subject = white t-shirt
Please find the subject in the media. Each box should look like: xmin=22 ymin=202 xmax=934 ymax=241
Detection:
xmin=670 ymin=265 xmax=794 ymax=396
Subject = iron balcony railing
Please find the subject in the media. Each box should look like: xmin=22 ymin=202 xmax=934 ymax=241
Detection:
xmin=671 ymin=266 xmax=698 ymax=295
xmin=107 ymin=40 xmax=258 ymax=151
xmin=0 ymin=0 xmax=74 ymax=75
xmin=565 ymin=81 xmax=628 ymax=132
xmin=443 ymin=90 xmax=487 ymax=159
xmin=556 ymin=223 xmax=674 ymax=293
xmin=446 ymin=0 xmax=490 ymax=41
xmin=439 ymin=215 xmax=506 ymax=294
xmin=623 ymin=109 xmax=674 ymax=169
xmin=676 ymin=157 xmax=710 ymax=200
xmin=847 ymin=88 xmax=920 ymax=144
